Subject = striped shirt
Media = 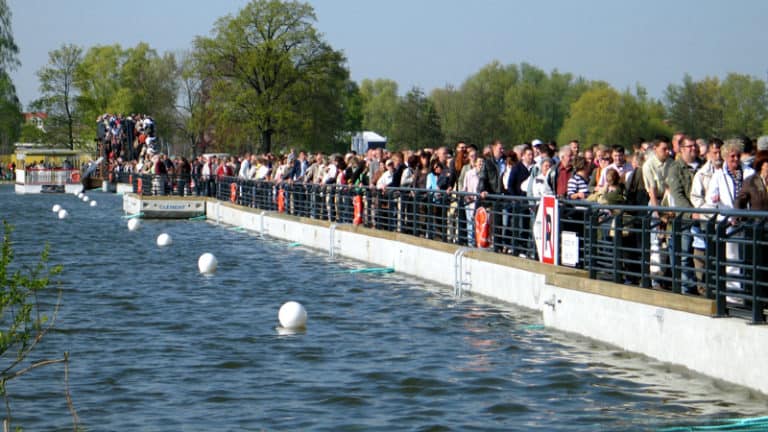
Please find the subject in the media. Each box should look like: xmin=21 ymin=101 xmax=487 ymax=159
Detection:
xmin=567 ymin=173 xmax=590 ymax=199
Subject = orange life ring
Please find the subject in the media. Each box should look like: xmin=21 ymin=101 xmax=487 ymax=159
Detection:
xmin=475 ymin=206 xmax=490 ymax=248
xmin=277 ymin=188 xmax=285 ymax=213
xmin=230 ymin=182 xmax=237 ymax=204
xmin=71 ymin=171 xmax=81 ymax=182
xmin=137 ymin=178 xmax=143 ymax=195
xmin=353 ymin=195 xmax=363 ymax=225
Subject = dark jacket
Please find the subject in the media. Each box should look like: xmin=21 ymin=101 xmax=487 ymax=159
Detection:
xmin=736 ymin=174 xmax=768 ymax=210
xmin=477 ymin=156 xmax=503 ymax=194
xmin=505 ymin=162 xmax=531 ymax=196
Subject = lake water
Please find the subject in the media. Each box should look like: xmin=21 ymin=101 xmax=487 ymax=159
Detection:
xmin=1 ymin=185 xmax=766 ymax=431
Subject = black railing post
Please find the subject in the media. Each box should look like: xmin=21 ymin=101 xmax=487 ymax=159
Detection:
xmin=670 ymin=215 xmax=682 ymax=294
xmin=612 ymin=211 xmax=623 ymax=285
xmin=640 ymin=213 xmax=651 ymax=288
xmin=715 ymin=219 xmax=728 ymax=317
xmin=587 ymin=207 xmax=599 ymax=279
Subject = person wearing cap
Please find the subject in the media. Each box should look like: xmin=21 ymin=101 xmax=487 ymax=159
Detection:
xmin=757 ymin=136 xmax=768 ymax=153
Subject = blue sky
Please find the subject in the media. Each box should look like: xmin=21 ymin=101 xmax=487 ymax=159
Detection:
xmin=8 ymin=0 xmax=768 ymax=109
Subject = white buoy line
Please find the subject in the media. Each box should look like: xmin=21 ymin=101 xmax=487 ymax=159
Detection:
xmin=109 ymin=208 xmax=309 ymax=332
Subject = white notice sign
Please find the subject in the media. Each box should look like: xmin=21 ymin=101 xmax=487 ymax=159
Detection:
xmin=560 ymin=231 xmax=579 ymax=267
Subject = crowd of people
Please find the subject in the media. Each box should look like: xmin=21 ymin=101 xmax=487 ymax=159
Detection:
xmin=97 ymin=113 xmax=157 ymax=163
xmin=120 ymin=132 xmax=768 ymax=303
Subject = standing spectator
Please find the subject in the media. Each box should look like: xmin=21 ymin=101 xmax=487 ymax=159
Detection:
xmin=477 ymin=141 xmax=506 ymax=251
xmin=706 ymin=139 xmax=754 ymax=302
xmin=553 ymin=146 xmax=574 ymax=198
xmin=667 ymin=136 xmax=702 ymax=294
xmin=642 ymin=137 xmax=674 ymax=288
xmin=462 ymin=156 xmax=483 ymax=246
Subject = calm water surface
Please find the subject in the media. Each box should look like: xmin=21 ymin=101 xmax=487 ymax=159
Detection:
xmin=0 ymin=185 xmax=766 ymax=431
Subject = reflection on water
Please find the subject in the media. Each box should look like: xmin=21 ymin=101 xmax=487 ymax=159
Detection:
xmin=0 ymin=186 xmax=766 ymax=431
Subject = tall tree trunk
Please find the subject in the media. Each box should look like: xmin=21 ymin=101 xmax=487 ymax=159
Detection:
xmin=261 ymin=129 xmax=272 ymax=154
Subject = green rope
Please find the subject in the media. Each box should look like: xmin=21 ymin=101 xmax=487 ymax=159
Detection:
xmin=286 ymin=242 xmax=301 ymax=247
xmin=335 ymin=267 xmax=395 ymax=274
xmin=188 ymin=215 xmax=206 ymax=221
xmin=122 ymin=213 xmax=143 ymax=219
xmin=658 ymin=416 xmax=768 ymax=431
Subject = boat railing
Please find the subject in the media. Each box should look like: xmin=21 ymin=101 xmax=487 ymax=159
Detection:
xmin=19 ymin=168 xmax=81 ymax=185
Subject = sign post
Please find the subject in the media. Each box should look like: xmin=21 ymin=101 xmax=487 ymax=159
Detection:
xmin=533 ymin=195 xmax=559 ymax=265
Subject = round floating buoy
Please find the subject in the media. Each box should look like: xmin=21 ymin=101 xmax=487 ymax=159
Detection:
xmin=127 ymin=218 xmax=141 ymax=231
xmin=90 ymin=201 xmax=97 ymax=207
xmin=198 ymin=253 xmax=217 ymax=274
xmin=57 ymin=209 xmax=68 ymax=220
xmin=52 ymin=204 xmax=61 ymax=213
xmin=475 ymin=206 xmax=490 ymax=248
xmin=230 ymin=182 xmax=237 ymax=204
xmin=82 ymin=195 xmax=90 ymax=202
xmin=157 ymin=233 xmax=173 ymax=247
xmin=77 ymin=192 xmax=84 ymax=199
xmin=278 ymin=301 xmax=307 ymax=330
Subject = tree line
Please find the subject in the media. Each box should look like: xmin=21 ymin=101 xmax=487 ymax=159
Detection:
xmin=3 ymin=0 xmax=768 ymax=158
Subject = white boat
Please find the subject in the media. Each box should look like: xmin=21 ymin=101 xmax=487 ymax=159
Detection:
xmin=13 ymin=147 xmax=89 ymax=194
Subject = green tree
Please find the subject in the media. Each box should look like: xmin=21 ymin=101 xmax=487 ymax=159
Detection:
xmin=194 ymin=0 xmax=348 ymax=154
xmin=0 ymin=72 xmax=21 ymax=153
xmin=174 ymin=50 xmax=213 ymax=156
xmin=558 ymin=85 xmax=669 ymax=147
xmin=0 ymin=0 xmax=19 ymax=73
xmin=0 ymin=0 xmax=21 ymax=154
xmin=664 ymin=74 xmax=723 ymax=138
xmin=390 ymin=87 xmax=443 ymax=150
xmin=359 ymin=78 xmax=398 ymax=139
xmin=35 ymin=43 xmax=83 ymax=149
xmin=74 ymin=44 xmax=124 ymax=127
xmin=0 ymin=222 xmax=78 ymax=430
xmin=430 ymin=84 xmax=465 ymax=146
xmin=458 ymin=61 xmax=518 ymax=146
xmin=18 ymin=122 xmax=48 ymax=143
xmin=120 ymin=43 xmax=178 ymax=137
xmin=720 ymin=73 xmax=768 ymax=138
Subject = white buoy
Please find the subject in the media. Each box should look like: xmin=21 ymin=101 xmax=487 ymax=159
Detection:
xmin=127 ymin=218 xmax=141 ymax=231
xmin=77 ymin=192 xmax=84 ymax=199
xmin=198 ymin=253 xmax=217 ymax=274
xmin=57 ymin=209 xmax=68 ymax=220
xmin=52 ymin=204 xmax=61 ymax=213
xmin=82 ymin=195 xmax=90 ymax=202
xmin=90 ymin=200 xmax=97 ymax=207
xmin=157 ymin=233 xmax=173 ymax=247
xmin=278 ymin=301 xmax=307 ymax=330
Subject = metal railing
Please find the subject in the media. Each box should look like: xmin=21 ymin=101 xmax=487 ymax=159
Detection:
xmin=127 ymin=174 xmax=768 ymax=324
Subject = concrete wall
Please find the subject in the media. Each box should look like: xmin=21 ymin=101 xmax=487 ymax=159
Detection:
xmin=207 ymin=200 xmax=768 ymax=394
